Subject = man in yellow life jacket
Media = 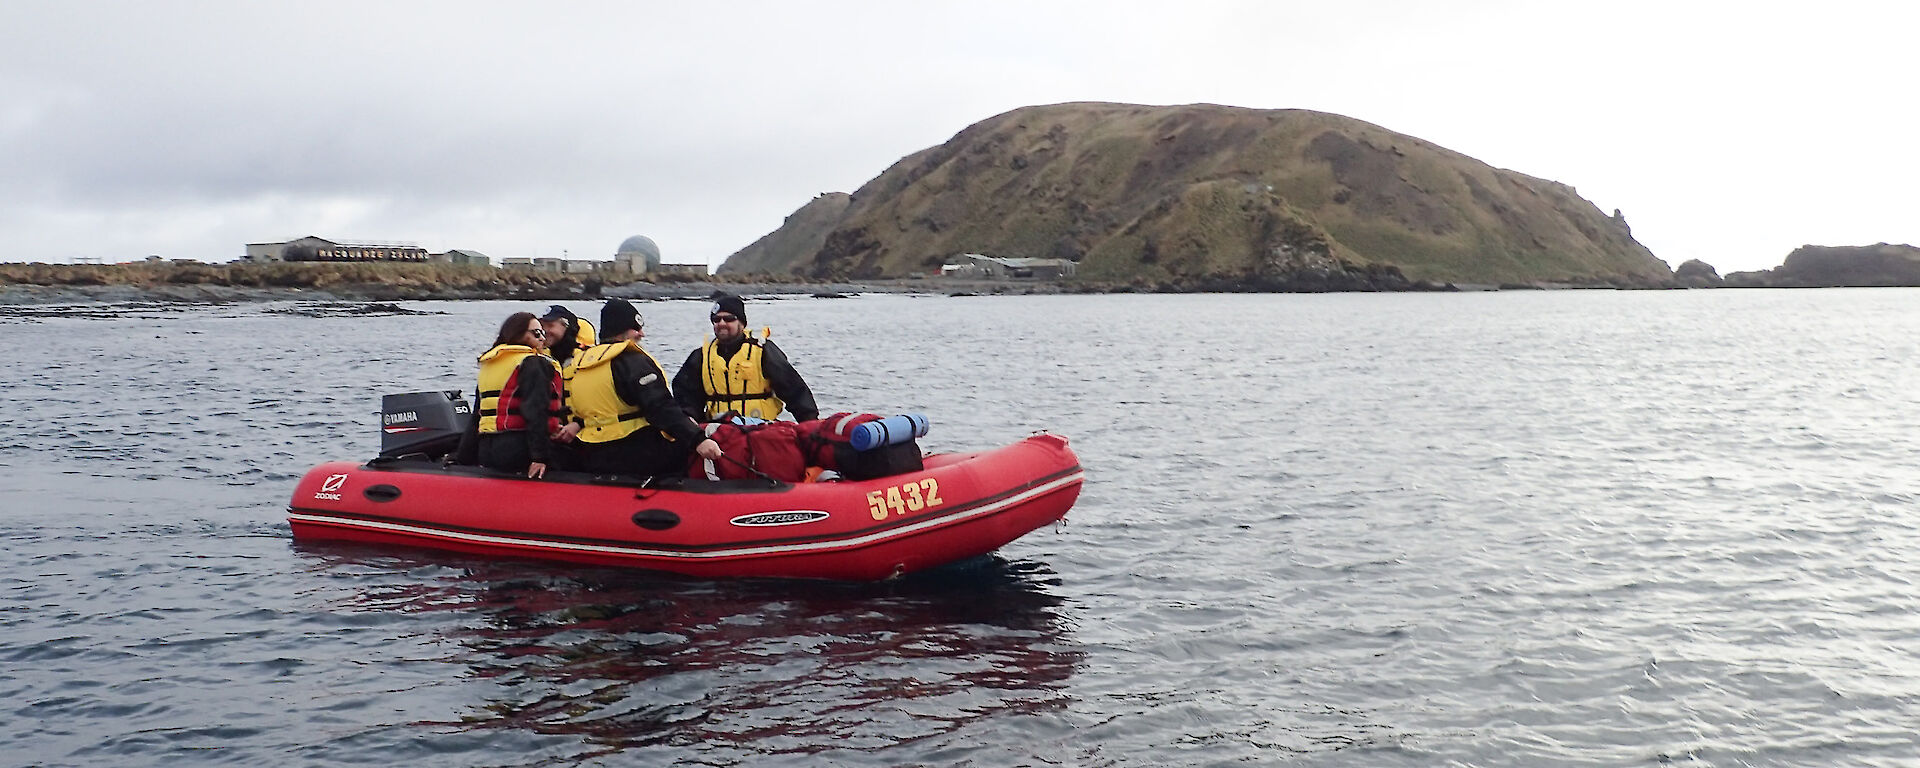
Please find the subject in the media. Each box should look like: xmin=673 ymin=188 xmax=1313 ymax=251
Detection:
xmin=538 ymin=304 xmax=597 ymax=369
xmin=568 ymin=298 xmax=722 ymax=478
xmin=539 ymin=304 xmax=598 ymax=455
xmin=672 ymin=292 xmax=819 ymax=423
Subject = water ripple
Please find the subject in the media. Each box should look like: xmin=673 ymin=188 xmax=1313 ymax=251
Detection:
xmin=8 ymin=293 xmax=1920 ymax=764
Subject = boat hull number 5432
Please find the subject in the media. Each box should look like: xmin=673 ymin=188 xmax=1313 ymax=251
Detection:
xmin=867 ymin=478 xmax=944 ymax=520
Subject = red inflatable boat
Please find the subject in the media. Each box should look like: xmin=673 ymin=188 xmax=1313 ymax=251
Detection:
xmin=287 ymin=433 xmax=1083 ymax=581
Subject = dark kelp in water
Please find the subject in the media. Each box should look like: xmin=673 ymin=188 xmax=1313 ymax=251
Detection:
xmin=267 ymin=302 xmax=442 ymax=318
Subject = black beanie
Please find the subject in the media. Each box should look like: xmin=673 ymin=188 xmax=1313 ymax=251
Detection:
xmin=600 ymin=298 xmax=643 ymax=337
xmin=709 ymin=292 xmax=747 ymax=323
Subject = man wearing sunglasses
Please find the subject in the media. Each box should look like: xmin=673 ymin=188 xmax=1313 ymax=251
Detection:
xmin=672 ymin=292 xmax=819 ymax=423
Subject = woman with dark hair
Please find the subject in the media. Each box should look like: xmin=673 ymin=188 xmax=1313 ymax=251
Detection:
xmin=454 ymin=312 xmax=565 ymax=478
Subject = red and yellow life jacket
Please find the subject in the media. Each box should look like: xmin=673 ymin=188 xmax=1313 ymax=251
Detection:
xmin=476 ymin=344 xmax=562 ymax=435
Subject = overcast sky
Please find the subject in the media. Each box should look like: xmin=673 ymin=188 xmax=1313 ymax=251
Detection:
xmin=3 ymin=1 xmax=1913 ymax=273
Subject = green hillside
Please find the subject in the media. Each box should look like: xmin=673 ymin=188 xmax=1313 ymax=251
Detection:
xmin=724 ymin=102 xmax=1671 ymax=287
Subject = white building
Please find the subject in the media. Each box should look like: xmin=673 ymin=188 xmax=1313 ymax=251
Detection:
xmin=243 ymin=236 xmax=429 ymax=263
xmin=940 ymin=253 xmax=1077 ymax=279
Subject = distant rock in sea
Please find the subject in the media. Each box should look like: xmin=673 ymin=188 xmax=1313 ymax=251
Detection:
xmin=1724 ymin=243 xmax=1920 ymax=287
xmin=1674 ymin=259 xmax=1723 ymax=288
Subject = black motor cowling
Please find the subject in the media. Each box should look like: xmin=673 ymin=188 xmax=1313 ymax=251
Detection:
xmin=379 ymin=390 xmax=470 ymax=459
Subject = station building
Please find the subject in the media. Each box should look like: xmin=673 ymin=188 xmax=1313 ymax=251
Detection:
xmin=243 ymin=234 xmax=714 ymax=274
xmin=241 ymin=236 xmax=490 ymax=266
xmin=939 ymin=253 xmax=1077 ymax=280
xmin=243 ymin=236 xmax=430 ymax=263
xmin=495 ymin=234 xmax=706 ymax=276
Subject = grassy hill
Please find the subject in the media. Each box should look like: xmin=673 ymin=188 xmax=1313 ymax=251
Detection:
xmin=720 ymin=193 xmax=851 ymax=275
xmin=724 ymin=102 xmax=1672 ymax=287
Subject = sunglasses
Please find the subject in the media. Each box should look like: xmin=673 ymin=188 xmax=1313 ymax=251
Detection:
xmin=710 ymin=314 xmax=740 ymax=323
xmin=528 ymin=327 xmax=546 ymax=339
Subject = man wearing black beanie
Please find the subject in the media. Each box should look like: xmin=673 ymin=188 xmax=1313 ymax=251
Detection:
xmin=562 ymin=299 xmax=721 ymax=477
xmin=673 ymin=291 xmax=819 ymax=422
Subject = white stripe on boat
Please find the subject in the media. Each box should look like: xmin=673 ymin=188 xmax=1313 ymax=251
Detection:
xmin=290 ymin=471 xmax=1083 ymax=561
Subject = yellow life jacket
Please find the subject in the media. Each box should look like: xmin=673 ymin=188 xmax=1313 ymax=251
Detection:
xmin=700 ymin=328 xmax=783 ymax=420
xmin=557 ymin=361 xmax=579 ymax=427
xmin=542 ymin=318 xmax=598 ymax=420
xmin=476 ymin=344 xmax=561 ymax=434
xmin=541 ymin=317 xmax=599 ymax=368
xmin=568 ymin=340 xmax=667 ymax=444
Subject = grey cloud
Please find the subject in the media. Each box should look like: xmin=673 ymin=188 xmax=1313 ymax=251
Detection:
xmin=6 ymin=2 xmax=1916 ymax=271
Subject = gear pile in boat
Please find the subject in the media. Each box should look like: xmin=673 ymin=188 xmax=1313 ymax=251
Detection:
xmin=379 ymin=391 xmax=928 ymax=484
xmin=693 ymin=412 xmax=929 ymax=483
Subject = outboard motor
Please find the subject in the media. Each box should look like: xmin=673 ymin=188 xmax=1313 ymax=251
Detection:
xmin=379 ymin=390 xmax=471 ymax=459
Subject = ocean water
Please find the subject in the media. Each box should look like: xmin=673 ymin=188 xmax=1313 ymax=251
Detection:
xmin=6 ymin=289 xmax=1920 ymax=766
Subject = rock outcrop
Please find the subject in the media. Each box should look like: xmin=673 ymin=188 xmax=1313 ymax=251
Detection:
xmin=1724 ymin=243 xmax=1920 ymax=288
xmin=1674 ymin=259 xmax=1723 ymax=288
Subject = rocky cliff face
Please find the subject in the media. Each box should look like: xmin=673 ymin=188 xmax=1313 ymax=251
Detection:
xmin=723 ymin=102 xmax=1673 ymax=287
xmin=1724 ymin=243 xmax=1920 ymax=287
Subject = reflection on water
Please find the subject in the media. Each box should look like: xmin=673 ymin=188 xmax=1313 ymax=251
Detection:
xmin=296 ymin=542 xmax=1080 ymax=761
xmin=18 ymin=292 xmax=1920 ymax=764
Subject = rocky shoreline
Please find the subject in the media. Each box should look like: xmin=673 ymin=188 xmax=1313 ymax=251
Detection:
xmin=0 ymin=258 xmax=1655 ymax=306
xmin=0 ymin=277 xmax=1067 ymax=306
xmin=8 ymin=241 xmax=1920 ymax=305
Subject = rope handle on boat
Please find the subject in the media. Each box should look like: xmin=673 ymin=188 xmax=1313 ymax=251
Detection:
xmin=720 ymin=453 xmax=785 ymax=487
